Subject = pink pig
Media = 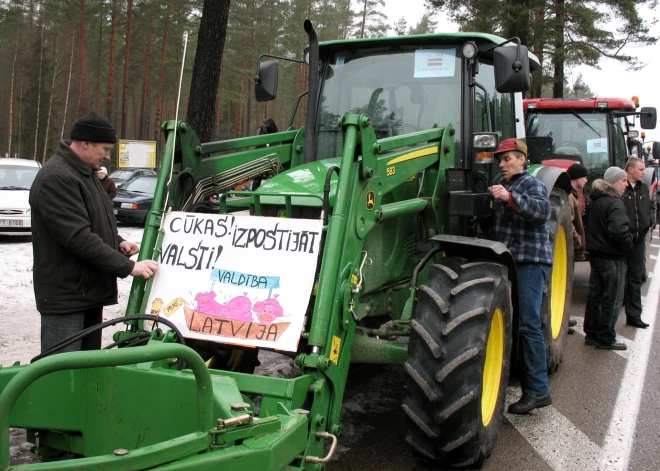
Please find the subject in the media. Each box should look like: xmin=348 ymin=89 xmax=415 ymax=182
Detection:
xmin=253 ymin=295 xmax=284 ymax=324
xmin=219 ymin=294 xmax=253 ymax=322
xmin=194 ymin=291 xmax=224 ymax=317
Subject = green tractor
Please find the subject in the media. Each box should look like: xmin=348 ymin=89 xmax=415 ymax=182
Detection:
xmin=0 ymin=21 xmax=574 ymax=470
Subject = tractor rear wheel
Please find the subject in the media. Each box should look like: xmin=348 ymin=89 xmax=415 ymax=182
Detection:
xmin=403 ymin=258 xmax=513 ymax=468
xmin=541 ymin=188 xmax=574 ymax=374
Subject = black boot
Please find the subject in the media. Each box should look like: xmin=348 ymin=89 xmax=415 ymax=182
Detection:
xmin=626 ymin=317 xmax=649 ymax=328
xmin=508 ymin=393 xmax=552 ymax=415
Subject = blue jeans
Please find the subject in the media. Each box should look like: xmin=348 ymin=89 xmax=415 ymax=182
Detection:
xmin=624 ymin=239 xmax=646 ymax=319
xmin=584 ymin=258 xmax=626 ymax=345
xmin=517 ymin=263 xmax=551 ymax=396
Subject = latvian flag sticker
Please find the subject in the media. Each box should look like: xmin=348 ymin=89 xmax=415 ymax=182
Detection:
xmin=427 ymin=56 xmax=443 ymax=67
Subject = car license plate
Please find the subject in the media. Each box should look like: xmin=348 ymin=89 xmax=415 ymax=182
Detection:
xmin=0 ymin=220 xmax=23 ymax=227
xmin=113 ymin=210 xmax=118 ymax=215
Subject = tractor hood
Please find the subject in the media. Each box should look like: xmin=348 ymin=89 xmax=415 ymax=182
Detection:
xmin=255 ymin=158 xmax=344 ymax=207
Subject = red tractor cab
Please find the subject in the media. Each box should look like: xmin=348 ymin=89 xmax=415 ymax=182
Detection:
xmin=524 ymin=97 xmax=657 ymax=211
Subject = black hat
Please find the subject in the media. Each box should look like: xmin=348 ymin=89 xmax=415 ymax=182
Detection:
xmin=70 ymin=111 xmax=117 ymax=143
xmin=566 ymin=163 xmax=588 ymax=180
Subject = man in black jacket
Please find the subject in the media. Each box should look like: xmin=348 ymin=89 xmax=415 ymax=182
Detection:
xmin=622 ymin=157 xmax=652 ymax=328
xmin=584 ymin=167 xmax=633 ymax=350
xmin=30 ymin=111 xmax=158 ymax=354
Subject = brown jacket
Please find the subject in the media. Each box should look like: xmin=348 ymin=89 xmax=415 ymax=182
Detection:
xmin=570 ymin=189 xmax=586 ymax=260
xmin=99 ymin=175 xmax=118 ymax=199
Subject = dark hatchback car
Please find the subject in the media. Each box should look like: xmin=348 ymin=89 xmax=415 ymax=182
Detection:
xmin=112 ymin=175 xmax=157 ymax=225
xmin=109 ymin=168 xmax=157 ymax=188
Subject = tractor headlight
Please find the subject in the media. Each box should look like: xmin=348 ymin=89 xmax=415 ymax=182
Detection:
xmin=473 ymin=132 xmax=499 ymax=150
xmin=462 ymin=41 xmax=478 ymax=60
xmin=629 ymin=130 xmax=639 ymax=138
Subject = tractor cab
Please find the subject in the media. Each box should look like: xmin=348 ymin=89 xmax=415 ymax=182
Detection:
xmin=524 ymin=97 xmax=657 ymax=206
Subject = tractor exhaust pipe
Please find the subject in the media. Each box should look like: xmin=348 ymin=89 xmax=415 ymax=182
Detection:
xmin=304 ymin=19 xmax=319 ymax=163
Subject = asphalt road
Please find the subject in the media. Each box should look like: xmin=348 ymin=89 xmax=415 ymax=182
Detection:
xmin=331 ymin=240 xmax=660 ymax=471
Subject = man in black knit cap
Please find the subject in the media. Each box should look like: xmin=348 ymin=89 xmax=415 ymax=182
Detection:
xmin=30 ymin=111 xmax=158 ymax=354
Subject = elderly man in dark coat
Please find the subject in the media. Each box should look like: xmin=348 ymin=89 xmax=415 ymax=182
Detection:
xmin=30 ymin=111 xmax=158 ymax=354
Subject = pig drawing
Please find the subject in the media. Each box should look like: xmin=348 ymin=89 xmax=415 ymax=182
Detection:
xmin=194 ymin=291 xmax=224 ymax=317
xmin=219 ymin=294 xmax=254 ymax=322
xmin=253 ymin=295 xmax=284 ymax=324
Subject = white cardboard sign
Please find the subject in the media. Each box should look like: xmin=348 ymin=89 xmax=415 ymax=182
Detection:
xmin=144 ymin=212 xmax=322 ymax=352
xmin=587 ymin=138 xmax=608 ymax=153
xmin=413 ymin=48 xmax=456 ymax=78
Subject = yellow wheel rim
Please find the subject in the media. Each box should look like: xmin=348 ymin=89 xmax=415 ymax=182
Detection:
xmin=482 ymin=308 xmax=504 ymax=427
xmin=551 ymin=226 xmax=568 ymax=339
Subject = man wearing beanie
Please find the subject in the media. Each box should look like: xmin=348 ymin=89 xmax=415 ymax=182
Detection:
xmin=566 ymin=163 xmax=588 ymax=261
xmin=583 ymin=166 xmax=633 ymax=350
xmin=29 ymin=111 xmax=158 ymax=354
xmin=622 ymin=157 xmax=652 ymax=328
xmin=487 ymin=138 xmax=554 ymax=414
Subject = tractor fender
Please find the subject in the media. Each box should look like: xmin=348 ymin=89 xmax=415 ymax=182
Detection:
xmin=428 ymin=235 xmax=520 ymax=346
xmin=532 ymin=165 xmax=573 ymax=197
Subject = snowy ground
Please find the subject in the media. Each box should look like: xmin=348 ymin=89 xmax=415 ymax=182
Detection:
xmin=0 ymin=225 xmax=300 ymax=464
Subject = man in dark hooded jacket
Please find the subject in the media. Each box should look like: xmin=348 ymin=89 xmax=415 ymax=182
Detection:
xmin=584 ymin=167 xmax=633 ymax=350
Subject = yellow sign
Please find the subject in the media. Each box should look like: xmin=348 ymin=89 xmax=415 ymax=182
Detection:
xmin=164 ymin=297 xmax=184 ymax=317
xmin=118 ymin=140 xmax=157 ymax=169
xmin=330 ymin=336 xmax=341 ymax=365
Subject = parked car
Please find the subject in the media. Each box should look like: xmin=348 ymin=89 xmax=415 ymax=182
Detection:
xmin=112 ymin=175 xmax=157 ymax=225
xmin=0 ymin=158 xmax=41 ymax=236
xmin=109 ymin=168 xmax=157 ymax=188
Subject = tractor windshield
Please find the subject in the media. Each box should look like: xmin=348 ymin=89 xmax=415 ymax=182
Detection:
xmin=527 ymin=110 xmax=628 ymax=164
xmin=317 ymin=46 xmax=462 ymax=160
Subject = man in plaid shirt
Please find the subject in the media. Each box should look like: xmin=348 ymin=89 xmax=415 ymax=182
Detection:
xmin=489 ymin=138 xmax=553 ymax=415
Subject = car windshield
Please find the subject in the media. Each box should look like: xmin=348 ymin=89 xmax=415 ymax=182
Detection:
xmin=0 ymin=166 xmax=39 ymax=190
xmin=123 ymin=177 xmax=157 ymax=194
xmin=317 ymin=46 xmax=462 ymax=160
xmin=110 ymin=170 xmax=134 ymax=180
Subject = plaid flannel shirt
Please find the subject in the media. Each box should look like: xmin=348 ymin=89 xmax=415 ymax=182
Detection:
xmin=491 ymin=171 xmax=553 ymax=265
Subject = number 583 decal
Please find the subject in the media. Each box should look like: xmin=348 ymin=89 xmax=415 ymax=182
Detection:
xmin=386 ymin=166 xmax=396 ymax=177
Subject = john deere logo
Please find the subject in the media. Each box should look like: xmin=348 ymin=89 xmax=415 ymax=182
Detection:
xmin=366 ymin=190 xmax=375 ymax=211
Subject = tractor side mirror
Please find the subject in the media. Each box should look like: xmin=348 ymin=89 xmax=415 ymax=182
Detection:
xmin=653 ymin=142 xmax=660 ymax=161
xmin=493 ymin=45 xmax=531 ymax=93
xmin=640 ymin=107 xmax=657 ymax=130
xmin=255 ymin=60 xmax=279 ymax=102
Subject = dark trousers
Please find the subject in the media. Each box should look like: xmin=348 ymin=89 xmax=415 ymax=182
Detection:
xmin=584 ymin=258 xmax=626 ymax=345
xmin=624 ymin=239 xmax=646 ymax=319
xmin=40 ymin=307 xmax=104 ymax=354
xmin=517 ymin=263 xmax=550 ymax=396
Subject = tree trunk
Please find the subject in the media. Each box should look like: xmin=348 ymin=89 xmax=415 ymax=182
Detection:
xmin=121 ymin=0 xmax=134 ymax=138
xmin=34 ymin=23 xmax=45 ymax=160
xmin=552 ymin=0 xmax=565 ymax=98
xmin=154 ymin=2 xmax=171 ymax=142
xmin=61 ymin=30 xmax=76 ymax=140
xmin=76 ymin=0 xmax=86 ymax=115
xmin=8 ymin=34 xmax=18 ymax=156
xmin=505 ymin=0 xmax=530 ymax=50
xmin=360 ymin=0 xmax=367 ymax=38
xmin=95 ymin=2 xmax=104 ymax=110
xmin=139 ymin=9 xmax=154 ymax=140
xmin=17 ymin=74 xmax=24 ymax=158
xmin=106 ymin=4 xmax=117 ymax=123
xmin=43 ymin=36 xmax=59 ymax=163
xmin=187 ymin=0 xmax=232 ymax=143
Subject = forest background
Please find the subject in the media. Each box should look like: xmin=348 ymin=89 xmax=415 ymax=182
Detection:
xmin=0 ymin=0 xmax=656 ymax=168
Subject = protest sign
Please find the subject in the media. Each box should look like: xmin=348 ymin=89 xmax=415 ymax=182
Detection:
xmin=144 ymin=212 xmax=322 ymax=352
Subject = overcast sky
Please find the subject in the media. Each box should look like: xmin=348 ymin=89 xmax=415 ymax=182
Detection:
xmin=385 ymin=1 xmax=660 ymax=144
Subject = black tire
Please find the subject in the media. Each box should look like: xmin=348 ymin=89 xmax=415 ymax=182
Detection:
xmin=541 ymin=188 xmax=574 ymax=375
xmin=403 ymin=258 xmax=513 ymax=468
